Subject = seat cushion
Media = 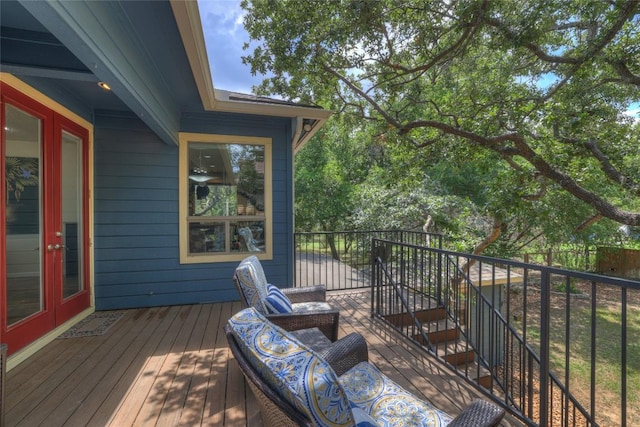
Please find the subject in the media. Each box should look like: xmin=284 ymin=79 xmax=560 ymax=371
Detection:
xmin=234 ymin=256 xmax=269 ymax=314
xmin=264 ymin=284 xmax=293 ymax=313
xmin=291 ymin=301 xmax=333 ymax=313
xmin=228 ymin=307 xmax=356 ymax=426
xmin=340 ymin=362 xmax=453 ymax=427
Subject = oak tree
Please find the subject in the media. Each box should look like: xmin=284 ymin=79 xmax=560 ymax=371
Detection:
xmin=242 ymin=0 xmax=640 ymax=230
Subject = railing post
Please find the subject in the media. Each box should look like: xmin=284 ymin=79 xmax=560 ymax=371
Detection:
xmin=294 ymin=232 xmax=299 ymax=287
xmin=436 ymin=249 xmax=443 ymax=306
xmin=539 ymin=268 xmax=551 ymax=425
xmin=371 ymin=239 xmax=378 ymax=319
xmin=585 ymin=245 xmax=590 ymax=271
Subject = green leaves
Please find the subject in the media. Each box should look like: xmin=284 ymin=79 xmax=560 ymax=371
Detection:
xmin=246 ymin=0 xmax=640 ymax=246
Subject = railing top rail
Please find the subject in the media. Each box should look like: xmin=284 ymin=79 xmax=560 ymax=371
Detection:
xmin=372 ymin=238 xmax=640 ymax=289
xmin=296 ymin=229 xmax=444 ymax=237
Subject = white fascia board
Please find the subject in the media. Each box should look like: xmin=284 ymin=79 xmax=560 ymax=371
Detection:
xmin=169 ymin=0 xmax=216 ymax=111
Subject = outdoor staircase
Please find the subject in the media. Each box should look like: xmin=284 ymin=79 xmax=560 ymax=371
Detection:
xmin=383 ymin=307 xmax=493 ymax=389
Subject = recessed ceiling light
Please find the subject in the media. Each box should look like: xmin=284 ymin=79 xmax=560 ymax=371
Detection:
xmin=98 ymin=82 xmax=111 ymax=91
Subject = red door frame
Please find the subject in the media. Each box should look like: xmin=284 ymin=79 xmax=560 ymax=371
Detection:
xmin=1 ymin=82 xmax=91 ymax=354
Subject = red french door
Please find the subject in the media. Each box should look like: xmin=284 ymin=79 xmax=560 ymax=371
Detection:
xmin=1 ymin=83 xmax=90 ymax=355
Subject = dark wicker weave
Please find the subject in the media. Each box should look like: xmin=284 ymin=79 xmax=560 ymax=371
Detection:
xmin=316 ymin=332 xmax=369 ymax=376
xmin=266 ymin=309 xmax=340 ymax=342
xmin=0 ymin=343 xmax=6 ymax=427
xmin=448 ymin=399 xmax=506 ymax=427
xmin=225 ymin=324 xmax=505 ymax=427
xmin=290 ymin=327 xmax=333 ymax=352
xmin=290 ymin=328 xmax=369 ymax=376
xmin=282 ymin=284 xmax=326 ymax=303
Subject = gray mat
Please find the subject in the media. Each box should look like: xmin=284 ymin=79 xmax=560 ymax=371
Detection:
xmin=57 ymin=311 xmax=125 ymax=338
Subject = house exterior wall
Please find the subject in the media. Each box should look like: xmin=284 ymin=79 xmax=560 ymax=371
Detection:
xmin=93 ymin=111 xmax=295 ymax=310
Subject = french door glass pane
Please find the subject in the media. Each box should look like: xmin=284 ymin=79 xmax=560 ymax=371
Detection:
xmin=61 ymin=131 xmax=83 ymax=299
xmin=4 ymin=104 xmax=43 ymax=325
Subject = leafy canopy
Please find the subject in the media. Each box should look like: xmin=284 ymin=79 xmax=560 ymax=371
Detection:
xmin=242 ymin=0 xmax=640 ymax=227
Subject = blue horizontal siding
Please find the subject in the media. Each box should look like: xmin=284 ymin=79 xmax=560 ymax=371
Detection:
xmin=93 ymin=111 xmax=295 ymax=310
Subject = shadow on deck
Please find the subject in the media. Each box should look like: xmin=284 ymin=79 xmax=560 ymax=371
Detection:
xmin=5 ymin=291 xmax=521 ymax=426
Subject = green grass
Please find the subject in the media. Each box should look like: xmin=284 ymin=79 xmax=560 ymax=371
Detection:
xmin=552 ymin=281 xmax=581 ymax=294
xmin=542 ymin=305 xmax=640 ymax=425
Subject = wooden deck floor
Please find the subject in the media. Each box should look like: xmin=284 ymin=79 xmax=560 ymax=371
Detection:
xmin=6 ymin=291 xmax=521 ymax=426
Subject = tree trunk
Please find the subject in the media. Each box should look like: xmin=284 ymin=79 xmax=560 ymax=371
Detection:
xmin=326 ymin=234 xmax=340 ymax=261
xmin=458 ymin=218 xmax=503 ymax=284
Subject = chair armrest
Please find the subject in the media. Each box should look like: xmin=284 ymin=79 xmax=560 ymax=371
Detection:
xmin=320 ymin=333 xmax=368 ymax=376
xmin=447 ymin=400 xmax=505 ymax=427
xmin=281 ymin=285 xmax=326 ymax=303
xmin=266 ymin=309 xmax=339 ymax=341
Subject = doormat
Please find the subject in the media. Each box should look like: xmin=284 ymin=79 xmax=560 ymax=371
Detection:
xmin=57 ymin=311 xmax=125 ymax=338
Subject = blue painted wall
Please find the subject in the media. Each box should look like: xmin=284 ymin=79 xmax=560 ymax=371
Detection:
xmin=93 ymin=111 xmax=295 ymax=310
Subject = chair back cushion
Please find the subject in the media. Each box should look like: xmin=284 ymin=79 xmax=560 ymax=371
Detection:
xmin=228 ymin=307 xmax=356 ymax=426
xmin=264 ymin=284 xmax=293 ymax=313
xmin=233 ymin=256 xmax=269 ymax=314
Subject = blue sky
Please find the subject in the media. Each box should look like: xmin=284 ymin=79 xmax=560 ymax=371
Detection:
xmin=197 ymin=0 xmax=263 ymax=94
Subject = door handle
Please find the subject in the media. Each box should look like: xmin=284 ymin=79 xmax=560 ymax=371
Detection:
xmin=47 ymin=244 xmax=66 ymax=251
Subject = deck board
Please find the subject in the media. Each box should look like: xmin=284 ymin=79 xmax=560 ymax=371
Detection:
xmin=5 ymin=293 xmax=520 ymax=426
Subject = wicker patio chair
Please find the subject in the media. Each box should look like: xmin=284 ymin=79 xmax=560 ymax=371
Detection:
xmin=233 ymin=255 xmax=339 ymax=340
xmin=226 ymin=308 xmax=506 ymax=427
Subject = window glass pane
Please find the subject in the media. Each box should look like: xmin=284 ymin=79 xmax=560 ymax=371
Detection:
xmin=61 ymin=130 xmax=84 ymax=299
xmin=188 ymin=143 xmax=265 ymax=218
xmin=192 ymin=184 xmax=237 ymax=216
xmin=4 ymin=104 xmax=43 ymax=325
xmin=188 ymin=222 xmax=226 ymax=254
xmin=232 ymin=221 xmax=265 ymax=253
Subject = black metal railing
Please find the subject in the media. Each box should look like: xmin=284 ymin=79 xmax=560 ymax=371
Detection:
xmin=294 ymin=230 xmax=442 ymax=290
xmin=370 ymin=238 xmax=640 ymax=427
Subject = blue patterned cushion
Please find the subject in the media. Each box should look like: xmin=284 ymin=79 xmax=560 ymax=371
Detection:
xmin=340 ymin=362 xmax=453 ymax=427
xmin=352 ymin=405 xmax=379 ymax=426
xmin=228 ymin=308 xmax=355 ymax=426
xmin=233 ymin=256 xmax=269 ymax=314
xmin=264 ymin=284 xmax=293 ymax=313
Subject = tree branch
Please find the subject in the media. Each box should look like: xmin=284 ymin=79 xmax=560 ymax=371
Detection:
xmin=576 ymin=213 xmax=604 ymax=232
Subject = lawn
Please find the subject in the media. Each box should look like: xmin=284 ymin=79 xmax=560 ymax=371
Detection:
xmin=512 ymin=282 xmax=640 ymax=426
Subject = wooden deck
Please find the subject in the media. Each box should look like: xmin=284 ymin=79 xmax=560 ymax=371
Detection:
xmin=6 ymin=291 xmax=521 ymax=426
